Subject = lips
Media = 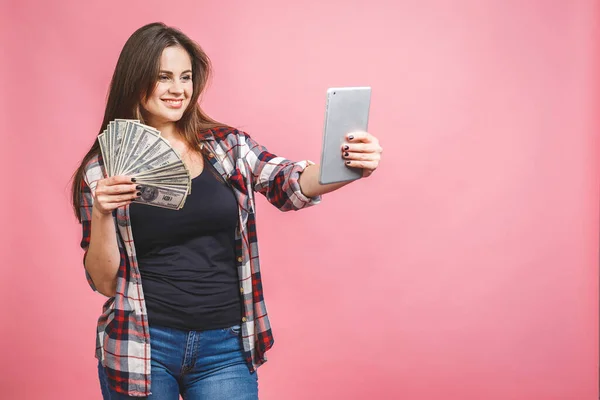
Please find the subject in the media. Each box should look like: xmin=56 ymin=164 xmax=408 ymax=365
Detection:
xmin=162 ymin=99 xmax=184 ymax=108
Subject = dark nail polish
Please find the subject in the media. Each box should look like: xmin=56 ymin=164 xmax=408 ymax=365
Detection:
xmin=131 ymin=178 xmax=137 ymax=183
xmin=346 ymin=161 xmax=351 ymax=165
xmin=344 ymin=152 xmax=349 ymax=157
xmin=136 ymin=192 xmax=141 ymax=197
xmin=344 ymin=145 xmax=349 ymax=150
xmin=136 ymin=185 xmax=142 ymax=190
xmin=348 ymin=135 xmax=354 ymax=140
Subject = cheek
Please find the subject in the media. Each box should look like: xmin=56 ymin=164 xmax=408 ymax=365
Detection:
xmin=150 ymin=84 xmax=168 ymax=100
xmin=184 ymin=82 xmax=194 ymax=97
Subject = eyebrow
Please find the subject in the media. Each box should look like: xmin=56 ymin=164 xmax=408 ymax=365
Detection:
xmin=159 ymin=69 xmax=193 ymax=75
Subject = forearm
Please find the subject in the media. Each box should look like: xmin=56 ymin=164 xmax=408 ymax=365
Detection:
xmin=298 ymin=164 xmax=351 ymax=197
xmin=84 ymin=206 xmax=121 ymax=297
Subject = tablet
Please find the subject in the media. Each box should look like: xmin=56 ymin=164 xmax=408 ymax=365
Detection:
xmin=318 ymin=86 xmax=372 ymax=185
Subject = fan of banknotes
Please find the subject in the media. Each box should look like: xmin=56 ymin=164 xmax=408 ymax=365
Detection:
xmin=98 ymin=119 xmax=192 ymax=210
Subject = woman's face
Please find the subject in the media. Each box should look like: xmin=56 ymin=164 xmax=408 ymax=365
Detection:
xmin=143 ymin=46 xmax=193 ymax=128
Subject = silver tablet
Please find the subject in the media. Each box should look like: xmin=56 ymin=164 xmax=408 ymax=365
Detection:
xmin=319 ymin=86 xmax=372 ymax=185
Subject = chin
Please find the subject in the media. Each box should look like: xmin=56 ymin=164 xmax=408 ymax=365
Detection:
xmin=145 ymin=104 xmax=188 ymax=126
xmin=162 ymin=112 xmax=185 ymax=123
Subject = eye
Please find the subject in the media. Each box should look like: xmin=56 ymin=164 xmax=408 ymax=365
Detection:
xmin=158 ymin=74 xmax=170 ymax=82
xmin=182 ymin=75 xmax=192 ymax=81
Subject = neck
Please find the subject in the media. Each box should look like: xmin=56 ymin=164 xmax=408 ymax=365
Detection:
xmin=150 ymin=120 xmax=180 ymax=142
xmin=152 ymin=122 xmax=179 ymax=139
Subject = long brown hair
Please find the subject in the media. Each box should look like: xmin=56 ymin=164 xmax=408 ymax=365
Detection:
xmin=71 ymin=22 xmax=223 ymax=222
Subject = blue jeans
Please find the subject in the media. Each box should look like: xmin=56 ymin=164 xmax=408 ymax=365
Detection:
xmin=98 ymin=324 xmax=258 ymax=399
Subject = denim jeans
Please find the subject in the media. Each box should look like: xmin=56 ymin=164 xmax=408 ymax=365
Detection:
xmin=98 ymin=324 xmax=258 ymax=399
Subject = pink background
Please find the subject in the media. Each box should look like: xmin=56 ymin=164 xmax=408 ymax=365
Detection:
xmin=2 ymin=0 xmax=599 ymax=399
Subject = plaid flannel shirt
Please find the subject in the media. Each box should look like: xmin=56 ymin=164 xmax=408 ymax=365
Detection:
xmin=79 ymin=126 xmax=321 ymax=396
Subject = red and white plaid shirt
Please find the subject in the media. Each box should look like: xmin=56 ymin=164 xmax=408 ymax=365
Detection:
xmin=79 ymin=126 xmax=321 ymax=396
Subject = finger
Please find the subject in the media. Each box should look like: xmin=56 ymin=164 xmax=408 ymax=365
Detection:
xmin=342 ymin=151 xmax=380 ymax=162
xmin=105 ymin=175 xmax=138 ymax=186
xmin=345 ymin=160 xmax=379 ymax=170
xmin=341 ymin=143 xmax=378 ymax=153
xmin=98 ymin=183 xmax=139 ymax=195
xmin=99 ymin=192 xmax=140 ymax=204
xmin=346 ymin=131 xmax=373 ymax=143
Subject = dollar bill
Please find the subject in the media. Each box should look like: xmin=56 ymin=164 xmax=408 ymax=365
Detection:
xmin=122 ymin=140 xmax=184 ymax=176
xmin=107 ymin=121 xmax=115 ymax=176
xmin=113 ymin=121 xmax=133 ymax=175
xmin=134 ymin=163 xmax=192 ymax=194
xmin=136 ymin=177 xmax=190 ymax=188
xmin=135 ymin=172 xmax=190 ymax=183
xmin=138 ymin=183 xmax=190 ymax=192
xmin=124 ymin=124 xmax=160 ymax=172
xmin=112 ymin=119 xmax=130 ymax=175
xmin=133 ymin=184 xmax=189 ymax=209
xmin=120 ymin=137 xmax=167 ymax=175
xmin=134 ymin=161 xmax=189 ymax=177
xmin=98 ymin=130 xmax=109 ymax=174
xmin=115 ymin=122 xmax=155 ymax=175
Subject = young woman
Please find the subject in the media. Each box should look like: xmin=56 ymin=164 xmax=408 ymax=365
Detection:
xmin=72 ymin=22 xmax=382 ymax=399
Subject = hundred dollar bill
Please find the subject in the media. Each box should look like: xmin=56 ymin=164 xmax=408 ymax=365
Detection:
xmin=112 ymin=119 xmax=134 ymax=175
xmin=106 ymin=121 xmax=114 ymax=176
xmin=122 ymin=139 xmax=184 ymax=176
xmin=133 ymin=184 xmax=189 ymax=210
xmin=113 ymin=121 xmax=133 ymax=175
xmin=135 ymin=167 xmax=190 ymax=179
xmin=134 ymin=161 xmax=189 ymax=177
xmin=137 ymin=182 xmax=190 ymax=192
xmin=98 ymin=130 xmax=109 ymax=175
xmin=120 ymin=126 xmax=161 ymax=174
xmin=115 ymin=122 xmax=155 ymax=175
xmin=106 ymin=119 xmax=132 ymax=176
xmin=136 ymin=174 xmax=190 ymax=183
xmin=120 ymin=136 xmax=170 ymax=175
xmin=134 ymin=163 xmax=191 ymax=194
xmin=135 ymin=181 xmax=189 ymax=192
xmin=122 ymin=121 xmax=159 ymax=173
xmin=135 ymin=180 xmax=191 ymax=190
xmin=107 ymin=121 xmax=117 ymax=176
xmin=107 ymin=121 xmax=115 ymax=176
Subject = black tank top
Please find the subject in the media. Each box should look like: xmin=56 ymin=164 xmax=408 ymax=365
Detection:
xmin=129 ymin=163 xmax=241 ymax=331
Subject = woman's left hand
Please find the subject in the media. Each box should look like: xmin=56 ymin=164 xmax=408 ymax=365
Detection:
xmin=342 ymin=131 xmax=383 ymax=178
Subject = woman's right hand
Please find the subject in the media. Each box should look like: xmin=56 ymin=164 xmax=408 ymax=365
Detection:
xmin=93 ymin=176 xmax=140 ymax=215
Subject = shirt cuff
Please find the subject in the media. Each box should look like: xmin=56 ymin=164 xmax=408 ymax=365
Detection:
xmin=290 ymin=160 xmax=322 ymax=208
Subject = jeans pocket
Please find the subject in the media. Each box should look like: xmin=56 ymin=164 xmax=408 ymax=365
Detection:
xmin=223 ymin=324 xmax=242 ymax=337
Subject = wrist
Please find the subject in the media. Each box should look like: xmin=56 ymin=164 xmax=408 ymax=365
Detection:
xmin=92 ymin=204 xmax=112 ymax=220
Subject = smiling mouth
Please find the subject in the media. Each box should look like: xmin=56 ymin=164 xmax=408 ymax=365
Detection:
xmin=161 ymin=99 xmax=185 ymax=109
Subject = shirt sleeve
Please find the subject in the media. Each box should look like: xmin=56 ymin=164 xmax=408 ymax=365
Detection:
xmin=79 ymin=172 xmax=124 ymax=297
xmin=240 ymin=131 xmax=322 ymax=211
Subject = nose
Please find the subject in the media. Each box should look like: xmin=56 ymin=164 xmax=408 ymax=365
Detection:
xmin=169 ymin=81 xmax=184 ymax=95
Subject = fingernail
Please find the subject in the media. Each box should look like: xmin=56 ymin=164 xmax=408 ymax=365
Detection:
xmin=136 ymin=192 xmax=141 ymax=197
xmin=346 ymin=161 xmax=351 ymax=165
xmin=343 ymin=145 xmax=349 ymax=150
xmin=348 ymin=135 xmax=354 ymax=140
xmin=136 ymin=185 xmax=142 ymax=190
xmin=131 ymin=178 xmax=137 ymax=183
xmin=344 ymin=152 xmax=349 ymax=157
